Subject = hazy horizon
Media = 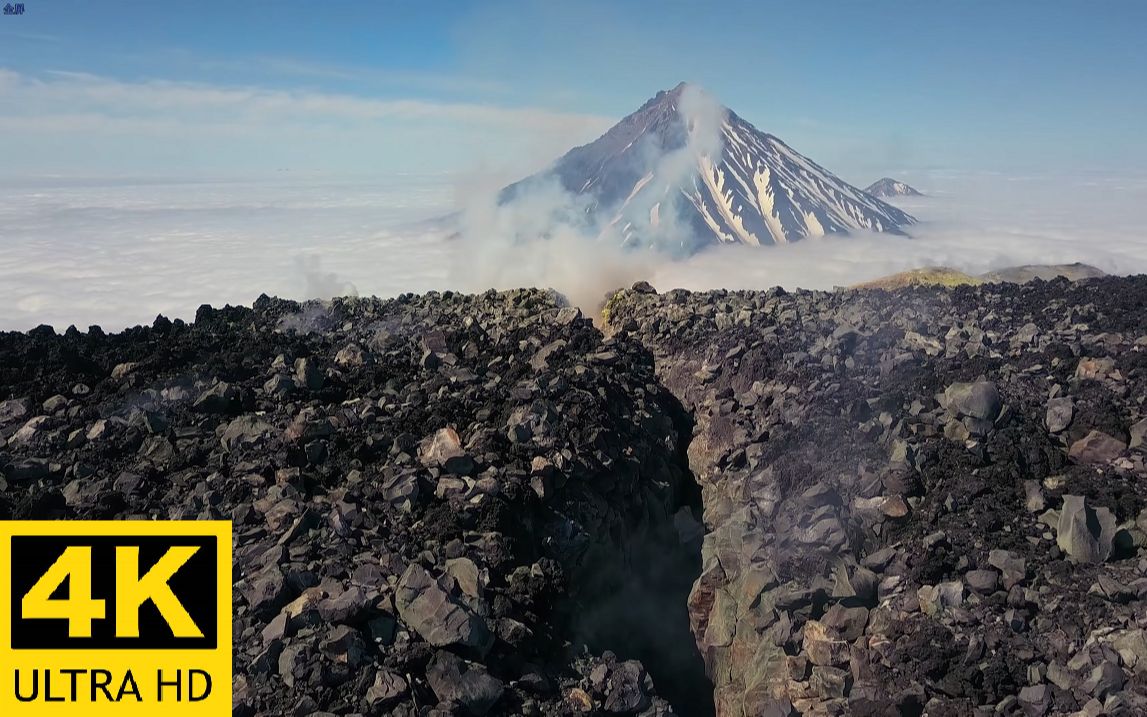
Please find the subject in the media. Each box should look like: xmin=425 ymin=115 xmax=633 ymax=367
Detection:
xmin=2 ymin=1 xmax=1146 ymax=331
xmin=2 ymin=167 xmax=1146 ymax=331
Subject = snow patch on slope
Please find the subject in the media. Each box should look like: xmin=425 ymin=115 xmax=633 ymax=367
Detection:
xmin=496 ymin=83 xmax=915 ymax=253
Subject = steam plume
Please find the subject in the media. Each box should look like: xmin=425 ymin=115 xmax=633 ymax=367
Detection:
xmin=447 ymin=83 xmax=728 ymax=311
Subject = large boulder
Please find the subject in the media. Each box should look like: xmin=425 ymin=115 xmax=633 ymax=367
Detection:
xmin=426 ymin=651 xmax=504 ymax=715
xmin=1069 ymin=430 xmax=1127 ymax=464
xmin=0 ymin=397 xmax=30 ymax=425
xmin=220 ymin=415 xmax=274 ymax=452
xmin=1056 ymin=495 xmax=1118 ymax=563
xmin=944 ymin=381 xmax=1003 ymax=422
xmin=1045 ymin=396 xmax=1074 ymax=433
xmin=418 ymin=427 xmax=475 ymax=476
xmin=1131 ymin=418 xmax=1147 ymax=449
xmin=395 ymin=564 xmax=492 ymax=655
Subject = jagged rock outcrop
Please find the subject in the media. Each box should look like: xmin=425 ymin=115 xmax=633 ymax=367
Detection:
xmin=982 ymin=263 xmax=1107 ymax=284
xmin=605 ymin=275 xmax=1147 ymax=716
xmin=0 ymin=290 xmax=706 ymax=717
xmin=854 ymin=263 xmax=1108 ymax=290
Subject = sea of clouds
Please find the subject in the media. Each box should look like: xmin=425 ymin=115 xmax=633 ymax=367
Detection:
xmin=655 ymin=169 xmax=1147 ymax=293
xmin=0 ymin=174 xmax=453 ymax=330
xmin=2 ymin=168 xmax=1146 ymax=332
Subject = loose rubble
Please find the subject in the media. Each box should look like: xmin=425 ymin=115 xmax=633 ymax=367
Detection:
xmin=604 ymin=275 xmax=1147 ymax=716
xmin=0 ymin=290 xmax=703 ymax=716
xmin=4 ymin=272 xmax=1147 ymax=716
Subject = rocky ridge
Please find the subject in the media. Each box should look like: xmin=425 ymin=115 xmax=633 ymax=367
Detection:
xmin=0 ymin=291 xmax=707 ymax=717
xmin=2 ymin=274 xmax=1147 ymax=716
xmin=852 ymin=264 xmax=1107 ymax=290
xmin=604 ymin=275 xmax=1147 ymax=716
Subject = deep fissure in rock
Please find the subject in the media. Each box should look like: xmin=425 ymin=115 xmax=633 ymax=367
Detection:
xmin=570 ymin=402 xmax=716 ymax=716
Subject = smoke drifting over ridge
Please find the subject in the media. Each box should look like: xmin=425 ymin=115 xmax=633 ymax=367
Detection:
xmin=618 ymin=84 xmax=728 ymax=252
xmin=446 ymin=164 xmax=1147 ymax=312
xmin=448 ymin=183 xmax=652 ymax=314
xmin=443 ymin=83 xmax=1146 ymax=313
xmin=447 ymin=84 xmax=729 ymax=310
xmin=296 ymin=254 xmax=359 ymax=300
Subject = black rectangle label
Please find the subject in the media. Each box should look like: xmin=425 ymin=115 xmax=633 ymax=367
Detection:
xmin=9 ymin=536 xmax=218 ymax=650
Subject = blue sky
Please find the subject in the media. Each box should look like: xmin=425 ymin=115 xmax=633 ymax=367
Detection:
xmin=1 ymin=0 xmax=1144 ymax=180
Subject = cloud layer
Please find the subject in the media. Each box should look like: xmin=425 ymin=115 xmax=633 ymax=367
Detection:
xmin=0 ymin=176 xmax=452 ymax=330
xmin=654 ymin=170 xmax=1147 ymax=291
xmin=0 ymin=68 xmax=613 ymax=176
xmin=2 ymin=169 xmax=1146 ymax=332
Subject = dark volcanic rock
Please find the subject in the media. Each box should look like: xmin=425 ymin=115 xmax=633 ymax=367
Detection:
xmin=395 ymin=563 xmax=492 ymax=654
xmin=1046 ymin=396 xmax=1075 ymax=433
xmin=0 ymin=290 xmax=697 ymax=717
xmin=1069 ymin=430 xmax=1128 ymax=464
xmin=5 ymin=273 xmax=1147 ymax=716
xmin=426 ymin=650 xmax=505 ymax=715
xmin=603 ymin=274 xmax=1147 ymax=716
xmin=944 ymin=379 xmax=1003 ymax=421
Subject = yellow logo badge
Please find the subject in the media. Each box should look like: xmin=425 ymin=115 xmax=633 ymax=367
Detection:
xmin=0 ymin=521 xmax=232 ymax=715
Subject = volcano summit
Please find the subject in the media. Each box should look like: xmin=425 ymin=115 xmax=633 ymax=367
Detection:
xmin=499 ymin=83 xmax=916 ymax=253
xmin=865 ymin=177 xmax=925 ymax=198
